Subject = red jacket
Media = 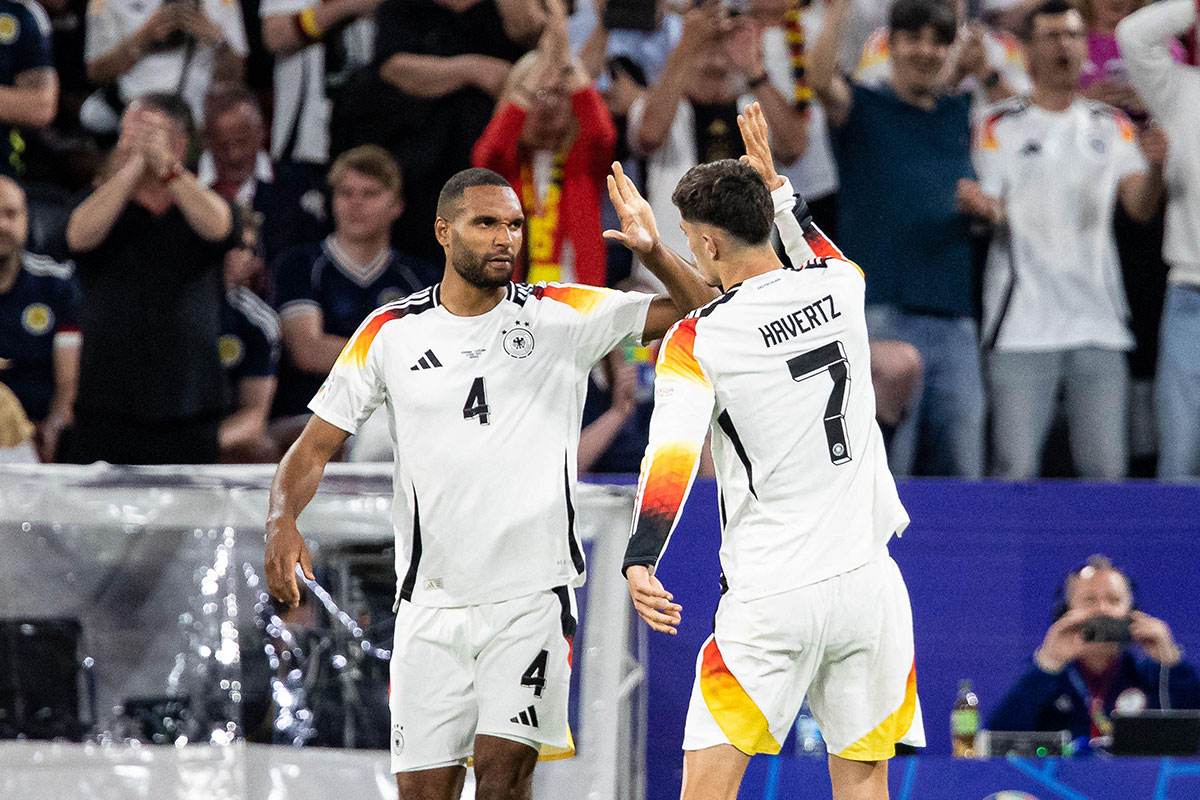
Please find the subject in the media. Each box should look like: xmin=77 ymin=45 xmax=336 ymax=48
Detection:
xmin=472 ymin=87 xmax=616 ymax=287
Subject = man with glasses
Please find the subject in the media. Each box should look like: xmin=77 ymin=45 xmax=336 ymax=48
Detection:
xmin=957 ymin=0 xmax=1167 ymax=479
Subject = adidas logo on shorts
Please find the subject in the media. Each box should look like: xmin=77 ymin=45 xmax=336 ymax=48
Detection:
xmin=509 ymin=705 xmax=539 ymax=728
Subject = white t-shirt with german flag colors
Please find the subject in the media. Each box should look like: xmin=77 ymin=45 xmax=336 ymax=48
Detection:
xmin=624 ymin=230 xmax=909 ymax=602
xmin=310 ymin=281 xmax=652 ymax=608
xmin=975 ymin=97 xmax=1145 ymax=352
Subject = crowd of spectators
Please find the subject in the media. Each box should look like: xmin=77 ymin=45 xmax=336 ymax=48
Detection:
xmin=0 ymin=0 xmax=1195 ymax=480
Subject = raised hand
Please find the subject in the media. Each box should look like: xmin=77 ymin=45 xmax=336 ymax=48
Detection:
xmin=626 ymin=565 xmax=682 ymax=635
xmin=602 ymin=161 xmax=660 ymax=257
xmin=737 ymin=101 xmax=783 ymax=190
xmin=1130 ymin=610 xmax=1181 ymax=666
xmin=1036 ymin=607 xmax=1090 ymax=672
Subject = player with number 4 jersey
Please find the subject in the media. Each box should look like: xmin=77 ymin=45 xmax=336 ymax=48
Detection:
xmin=622 ymin=104 xmax=923 ymax=800
xmin=265 ymin=162 xmax=715 ymax=800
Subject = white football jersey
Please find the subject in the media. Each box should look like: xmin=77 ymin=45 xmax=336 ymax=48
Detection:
xmin=976 ymin=98 xmax=1144 ymax=352
xmin=311 ymin=282 xmax=652 ymax=608
xmin=625 ymin=252 xmax=909 ymax=602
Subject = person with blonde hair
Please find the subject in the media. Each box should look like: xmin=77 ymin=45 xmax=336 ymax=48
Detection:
xmin=270 ymin=144 xmax=430 ymax=452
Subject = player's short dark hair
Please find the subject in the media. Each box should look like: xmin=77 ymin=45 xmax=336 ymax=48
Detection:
xmin=130 ymin=92 xmax=193 ymax=136
xmin=670 ymin=160 xmax=773 ymax=248
xmin=1021 ymin=0 xmax=1078 ymax=42
xmin=888 ymin=0 xmax=957 ymax=46
xmin=437 ymin=168 xmax=514 ymax=220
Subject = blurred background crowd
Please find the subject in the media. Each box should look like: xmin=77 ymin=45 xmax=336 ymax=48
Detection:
xmin=0 ymin=0 xmax=1196 ymax=482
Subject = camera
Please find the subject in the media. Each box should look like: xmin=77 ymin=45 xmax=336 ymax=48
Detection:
xmin=1081 ymin=615 xmax=1132 ymax=643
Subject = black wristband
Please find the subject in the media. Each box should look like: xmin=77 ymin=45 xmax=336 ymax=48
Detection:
xmin=747 ymin=72 xmax=770 ymax=91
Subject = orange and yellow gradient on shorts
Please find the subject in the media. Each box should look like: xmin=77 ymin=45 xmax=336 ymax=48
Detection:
xmin=835 ymin=659 xmax=919 ymax=762
xmin=698 ymin=637 xmax=781 ymax=756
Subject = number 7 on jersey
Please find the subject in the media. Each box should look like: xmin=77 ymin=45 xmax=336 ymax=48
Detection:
xmin=787 ymin=341 xmax=852 ymax=465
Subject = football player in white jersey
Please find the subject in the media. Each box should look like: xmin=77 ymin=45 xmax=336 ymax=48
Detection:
xmin=264 ymin=164 xmax=716 ymax=799
xmin=622 ymin=105 xmax=924 ymax=800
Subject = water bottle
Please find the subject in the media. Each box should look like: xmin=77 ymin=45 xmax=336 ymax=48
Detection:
xmin=795 ymin=700 xmax=825 ymax=757
xmin=951 ymin=679 xmax=979 ymax=758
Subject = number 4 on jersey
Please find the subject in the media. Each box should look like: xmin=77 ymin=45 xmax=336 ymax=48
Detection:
xmin=787 ymin=341 xmax=852 ymax=465
xmin=521 ymin=649 xmax=548 ymax=697
xmin=463 ymin=377 xmax=490 ymax=425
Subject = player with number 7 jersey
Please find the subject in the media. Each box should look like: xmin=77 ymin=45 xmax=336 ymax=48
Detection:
xmin=622 ymin=104 xmax=923 ymax=800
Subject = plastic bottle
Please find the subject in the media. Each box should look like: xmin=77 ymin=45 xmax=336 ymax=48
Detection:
xmin=951 ymin=679 xmax=979 ymax=758
xmin=795 ymin=700 xmax=825 ymax=757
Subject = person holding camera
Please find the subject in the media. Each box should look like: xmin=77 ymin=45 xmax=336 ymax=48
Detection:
xmin=84 ymin=0 xmax=248 ymax=126
xmin=987 ymin=555 xmax=1200 ymax=743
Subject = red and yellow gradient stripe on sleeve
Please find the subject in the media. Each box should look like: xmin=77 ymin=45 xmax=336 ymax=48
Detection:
xmin=534 ymin=283 xmax=612 ymax=316
xmin=835 ymin=659 xmax=919 ymax=762
xmin=333 ymin=308 xmax=403 ymax=371
xmin=699 ymin=637 xmax=781 ymax=755
xmin=632 ymin=319 xmax=711 ymax=552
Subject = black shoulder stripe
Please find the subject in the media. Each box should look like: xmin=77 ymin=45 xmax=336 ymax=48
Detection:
xmin=690 ymin=286 xmax=740 ymax=320
xmin=512 ymin=282 xmax=533 ymax=307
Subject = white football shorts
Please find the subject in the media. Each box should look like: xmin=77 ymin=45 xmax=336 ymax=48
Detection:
xmin=388 ymin=586 xmax=576 ymax=772
xmin=682 ymin=553 xmax=925 ymax=761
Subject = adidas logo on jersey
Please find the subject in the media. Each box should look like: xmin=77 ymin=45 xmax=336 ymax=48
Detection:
xmin=410 ymin=350 xmax=444 ymax=370
xmin=509 ymin=706 xmax=539 ymax=728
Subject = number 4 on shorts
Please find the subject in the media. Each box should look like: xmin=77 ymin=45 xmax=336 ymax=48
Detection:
xmin=787 ymin=340 xmax=852 ymax=465
xmin=521 ymin=649 xmax=548 ymax=698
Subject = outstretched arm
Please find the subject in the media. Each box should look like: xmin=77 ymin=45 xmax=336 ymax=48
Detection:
xmin=624 ymin=318 xmax=715 ymax=634
xmin=602 ymin=161 xmax=718 ymax=339
xmin=739 ymin=102 xmax=844 ymax=263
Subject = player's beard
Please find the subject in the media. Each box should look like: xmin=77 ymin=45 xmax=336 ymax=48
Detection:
xmin=451 ymin=238 xmax=514 ymax=290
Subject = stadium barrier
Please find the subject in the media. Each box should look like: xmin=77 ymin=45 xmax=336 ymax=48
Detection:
xmin=0 ymin=464 xmax=646 ymax=800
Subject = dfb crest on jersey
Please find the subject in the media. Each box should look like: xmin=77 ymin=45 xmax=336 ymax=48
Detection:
xmin=502 ymin=322 xmax=535 ymax=359
xmin=391 ymin=724 xmax=405 ymax=755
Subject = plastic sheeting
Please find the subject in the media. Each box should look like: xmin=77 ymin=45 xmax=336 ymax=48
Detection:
xmin=0 ymin=741 xmax=396 ymax=800
xmin=0 ymin=464 xmax=646 ymax=800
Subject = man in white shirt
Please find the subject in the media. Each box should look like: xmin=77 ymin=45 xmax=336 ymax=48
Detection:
xmin=84 ymin=0 xmax=248 ymax=125
xmin=958 ymin=0 xmax=1166 ymax=479
xmin=1119 ymin=0 xmax=1200 ymax=481
xmin=264 ymin=163 xmax=714 ymax=798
